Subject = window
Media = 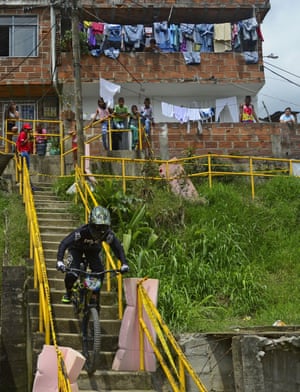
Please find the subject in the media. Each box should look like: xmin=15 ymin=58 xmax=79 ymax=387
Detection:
xmin=0 ymin=16 xmax=38 ymax=57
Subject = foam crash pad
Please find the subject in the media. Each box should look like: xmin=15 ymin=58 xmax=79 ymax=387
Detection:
xmin=32 ymin=345 xmax=85 ymax=391
xmin=112 ymin=278 xmax=159 ymax=372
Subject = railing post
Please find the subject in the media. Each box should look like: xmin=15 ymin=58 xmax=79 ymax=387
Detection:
xmin=137 ymin=283 xmax=145 ymax=371
xmin=250 ymin=157 xmax=255 ymax=200
xmin=208 ymin=154 xmax=212 ymax=188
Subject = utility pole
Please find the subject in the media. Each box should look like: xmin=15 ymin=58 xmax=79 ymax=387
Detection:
xmin=71 ymin=0 xmax=84 ymax=164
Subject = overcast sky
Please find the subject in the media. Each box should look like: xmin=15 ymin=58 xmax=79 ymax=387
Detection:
xmin=257 ymin=0 xmax=300 ymax=118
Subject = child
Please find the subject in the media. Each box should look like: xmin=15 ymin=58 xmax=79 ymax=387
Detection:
xmin=128 ymin=105 xmax=140 ymax=149
xmin=140 ymin=97 xmax=154 ymax=136
xmin=90 ymin=97 xmax=111 ymax=150
xmin=112 ymin=97 xmax=129 ymax=150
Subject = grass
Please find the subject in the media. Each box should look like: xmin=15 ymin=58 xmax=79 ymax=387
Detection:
xmin=2 ymin=174 xmax=300 ymax=334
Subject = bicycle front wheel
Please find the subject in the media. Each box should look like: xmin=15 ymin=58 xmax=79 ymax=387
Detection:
xmin=82 ymin=307 xmax=101 ymax=374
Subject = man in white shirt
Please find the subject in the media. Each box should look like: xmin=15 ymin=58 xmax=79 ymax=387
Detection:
xmin=280 ymin=107 xmax=296 ymax=125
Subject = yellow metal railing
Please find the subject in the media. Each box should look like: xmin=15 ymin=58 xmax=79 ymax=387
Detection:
xmin=74 ymin=165 xmax=124 ymax=319
xmin=137 ymin=278 xmax=208 ymax=392
xmin=16 ymin=156 xmax=72 ymax=391
xmin=77 ymin=153 xmax=300 ymax=199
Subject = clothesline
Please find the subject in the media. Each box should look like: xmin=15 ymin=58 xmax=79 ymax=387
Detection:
xmin=161 ymin=96 xmax=239 ymax=123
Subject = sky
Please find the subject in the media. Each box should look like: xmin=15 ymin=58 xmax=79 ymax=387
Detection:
xmin=257 ymin=0 xmax=300 ymax=118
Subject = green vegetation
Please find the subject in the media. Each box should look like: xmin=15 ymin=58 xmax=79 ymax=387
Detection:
xmin=0 ymin=192 xmax=29 ymax=266
xmin=53 ymin=175 xmax=300 ymax=333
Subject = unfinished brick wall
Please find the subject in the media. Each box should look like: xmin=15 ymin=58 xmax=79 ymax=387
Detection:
xmin=58 ymin=51 xmax=264 ymax=86
xmin=84 ymin=122 xmax=300 ymax=160
xmin=150 ymin=122 xmax=300 ymax=159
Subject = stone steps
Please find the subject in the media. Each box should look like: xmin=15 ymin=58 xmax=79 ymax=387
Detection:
xmin=30 ymin=182 xmax=157 ymax=391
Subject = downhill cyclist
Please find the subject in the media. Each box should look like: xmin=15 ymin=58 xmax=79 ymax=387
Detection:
xmin=56 ymin=205 xmax=129 ymax=303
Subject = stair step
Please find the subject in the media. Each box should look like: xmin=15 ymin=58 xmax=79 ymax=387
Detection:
xmin=77 ymin=370 xmax=155 ymax=391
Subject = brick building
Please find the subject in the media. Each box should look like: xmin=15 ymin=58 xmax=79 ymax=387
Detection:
xmin=3 ymin=1 xmax=297 ymax=160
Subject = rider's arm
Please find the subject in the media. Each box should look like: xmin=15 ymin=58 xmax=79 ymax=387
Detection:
xmin=105 ymin=230 xmax=127 ymax=265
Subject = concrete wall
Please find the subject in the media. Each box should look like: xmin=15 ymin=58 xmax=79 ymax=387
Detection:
xmin=178 ymin=332 xmax=300 ymax=392
xmin=0 ymin=266 xmax=28 ymax=392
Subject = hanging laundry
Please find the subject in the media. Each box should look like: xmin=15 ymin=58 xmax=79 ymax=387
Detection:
xmin=153 ymin=21 xmax=172 ymax=52
xmin=215 ymin=97 xmax=239 ymax=122
xmin=161 ymin=102 xmax=174 ymax=118
xmin=182 ymin=52 xmax=201 ymax=65
xmin=213 ymin=23 xmax=232 ymax=53
xmin=106 ymin=24 xmax=123 ymax=49
xmin=173 ymin=106 xmax=189 ymax=123
xmin=100 ymin=78 xmax=121 ymax=108
xmin=123 ymin=25 xmax=144 ymax=50
xmin=194 ymin=24 xmax=214 ymax=52
xmin=187 ymin=108 xmax=201 ymax=121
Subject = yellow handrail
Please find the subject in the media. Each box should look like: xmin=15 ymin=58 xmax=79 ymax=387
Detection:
xmin=77 ymin=153 xmax=300 ymax=199
xmin=17 ymin=156 xmax=72 ymax=391
xmin=137 ymin=278 xmax=208 ymax=392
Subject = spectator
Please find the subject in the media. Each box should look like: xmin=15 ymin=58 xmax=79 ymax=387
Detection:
xmin=140 ymin=97 xmax=154 ymax=135
xmin=35 ymin=123 xmax=47 ymax=156
xmin=240 ymin=96 xmax=259 ymax=123
xmin=4 ymin=102 xmax=19 ymax=152
xmin=144 ymin=38 xmax=160 ymax=53
xmin=128 ymin=104 xmax=140 ymax=149
xmin=89 ymin=97 xmax=111 ymax=150
xmin=112 ymin=97 xmax=129 ymax=150
xmin=280 ymin=107 xmax=296 ymax=125
xmin=16 ymin=123 xmax=38 ymax=191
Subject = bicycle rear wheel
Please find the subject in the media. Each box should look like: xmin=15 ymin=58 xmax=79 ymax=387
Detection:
xmin=82 ymin=307 xmax=101 ymax=374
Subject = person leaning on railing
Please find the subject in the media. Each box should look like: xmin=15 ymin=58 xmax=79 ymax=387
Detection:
xmin=4 ymin=101 xmax=19 ymax=152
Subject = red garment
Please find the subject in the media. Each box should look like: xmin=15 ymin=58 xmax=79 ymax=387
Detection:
xmin=16 ymin=130 xmax=30 ymax=153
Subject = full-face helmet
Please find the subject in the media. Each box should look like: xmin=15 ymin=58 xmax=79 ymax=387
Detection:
xmin=88 ymin=206 xmax=111 ymax=239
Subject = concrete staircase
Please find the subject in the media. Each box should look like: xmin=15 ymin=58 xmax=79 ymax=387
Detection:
xmin=28 ymin=182 xmax=158 ymax=392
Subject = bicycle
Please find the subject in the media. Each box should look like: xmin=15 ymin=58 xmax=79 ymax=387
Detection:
xmin=64 ymin=262 xmax=121 ymax=374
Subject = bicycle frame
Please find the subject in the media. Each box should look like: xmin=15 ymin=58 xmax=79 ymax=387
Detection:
xmin=65 ymin=265 xmax=120 ymax=374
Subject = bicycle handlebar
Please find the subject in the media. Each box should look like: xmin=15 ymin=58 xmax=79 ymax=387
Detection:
xmin=65 ymin=267 xmax=121 ymax=277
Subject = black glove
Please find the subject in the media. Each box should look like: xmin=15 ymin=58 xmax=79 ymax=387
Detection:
xmin=56 ymin=261 xmax=66 ymax=273
xmin=120 ymin=264 xmax=129 ymax=274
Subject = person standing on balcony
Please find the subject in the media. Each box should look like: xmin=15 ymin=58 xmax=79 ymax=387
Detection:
xmin=140 ymin=97 xmax=154 ymax=135
xmin=128 ymin=104 xmax=140 ymax=149
xmin=89 ymin=97 xmax=111 ymax=150
xmin=4 ymin=102 xmax=19 ymax=152
xmin=16 ymin=123 xmax=38 ymax=191
xmin=112 ymin=97 xmax=129 ymax=150
xmin=280 ymin=107 xmax=296 ymax=126
xmin=240 ymin=95 xmax=259 ymax=123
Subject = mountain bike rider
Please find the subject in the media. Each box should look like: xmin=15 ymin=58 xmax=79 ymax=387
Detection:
xmin=56 ymin=205 xmax=129 ymax=303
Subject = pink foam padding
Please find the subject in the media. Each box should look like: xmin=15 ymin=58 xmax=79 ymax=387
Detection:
xmin=118 ymin=307 xmax=139 ymax=350
xmin=112 ymin=349 xmax=157 ymax=372
xmin=159 ymin=161 xmax=199 ymax=200
xmin=63 ymin=347 xmax=86 ymax=383
xmin=112 ymin=278 xmax=159 ymax=371
xmin=32 ymin=345 xmax=85 ymax=391
xmin=71 ymin=382 xmax=79 ymax=392
xmin=32 ymin=345 xmax=58 ymax=391
xmin=123 ymin=278 xmax=159 ymax=308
